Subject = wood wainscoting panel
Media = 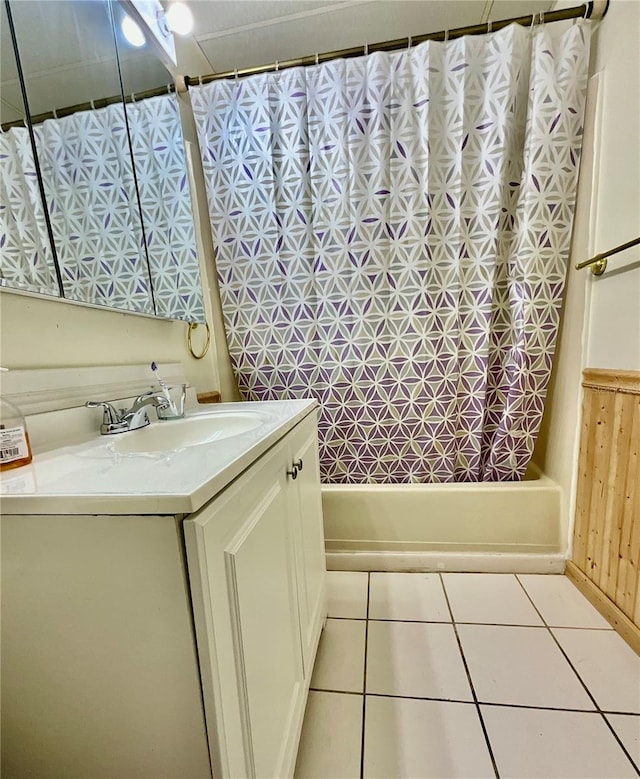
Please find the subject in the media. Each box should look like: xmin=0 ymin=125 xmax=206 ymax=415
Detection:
xmin=571 ymin=369 xmax=640 ymax=652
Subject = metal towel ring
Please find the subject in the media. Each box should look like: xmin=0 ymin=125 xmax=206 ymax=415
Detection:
xmin=187 ymin=322 xmax=211 ymax=360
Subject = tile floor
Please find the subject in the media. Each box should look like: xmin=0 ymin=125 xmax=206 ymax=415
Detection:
xmin=295 ymin=572 xmax=640 ymax=778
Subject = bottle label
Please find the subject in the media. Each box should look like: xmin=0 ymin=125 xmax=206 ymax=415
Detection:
xmin=0 ymin=426 xmax=29 ymax=464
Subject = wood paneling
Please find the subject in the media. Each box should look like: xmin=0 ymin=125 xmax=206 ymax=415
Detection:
xmin=582 ymin=369 xmax=640 ymax=394
xmin=196 ymin=391 xmax=222 ymax=404
xmin=571 ymin=369 xmax=640 ymax=652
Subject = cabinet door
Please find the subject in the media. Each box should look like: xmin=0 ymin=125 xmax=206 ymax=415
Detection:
xmin=184 ymin=439 xmax=305 ymax=779
xmin=287 ymin=413 xmax=327 ymax=675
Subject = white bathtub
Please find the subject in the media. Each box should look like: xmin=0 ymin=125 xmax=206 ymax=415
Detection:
xmin=322 ymin=465 xmax=566 ymax=573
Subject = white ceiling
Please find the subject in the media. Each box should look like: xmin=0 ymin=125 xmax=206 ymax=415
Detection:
xmin=1 ymin=0 xmax=168 ymax=123
xmin=179 ymin=0 xmax=554 ymax=76
xmin=2 ymin=0 xmax=554 ymax=124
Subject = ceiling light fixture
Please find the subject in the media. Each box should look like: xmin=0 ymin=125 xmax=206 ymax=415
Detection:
xmin=121 ymin=15 xmax=146 ymax=47
xmin=166 ymin=2 xmax=193 ymax=36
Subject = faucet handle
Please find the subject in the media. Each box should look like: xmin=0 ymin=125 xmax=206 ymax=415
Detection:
xmin=134 ymin=389 xmax=170 ymax=408
xmin=85 ymin=401 xmax=122 ymax=426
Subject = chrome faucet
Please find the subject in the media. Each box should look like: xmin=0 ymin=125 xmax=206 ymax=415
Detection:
xmin=123 ymin=392 xmax=173 ymax=428
xmin=85 ymin=393 xmax=171 ymax=435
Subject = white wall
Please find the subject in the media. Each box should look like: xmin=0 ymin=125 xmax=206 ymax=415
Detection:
xmin=173 ymin=34 xmax=240 ymax=402
xmin=535 ymin=0 xmax=640 ymax=550
xmin=583 ymin=0 xmax=640 ymax=369
xmin=178 ymin=93 xmax=240 ymax=401
xmin=0 ymin=291 xmax=219 ymax=393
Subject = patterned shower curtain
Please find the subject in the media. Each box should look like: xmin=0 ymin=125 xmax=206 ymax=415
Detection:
xmin=191 ymin=21 xmax=590 ymax=484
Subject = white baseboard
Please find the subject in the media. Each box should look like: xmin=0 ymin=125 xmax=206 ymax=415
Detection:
xmin=325 ymin=550 xmax=567 ymax=574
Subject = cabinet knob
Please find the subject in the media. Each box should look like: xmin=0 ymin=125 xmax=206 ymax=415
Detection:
xmin=293 ymin=459 xmax=304 ymax=472
xmin=287 ymin=465 xmax=299 ymax=480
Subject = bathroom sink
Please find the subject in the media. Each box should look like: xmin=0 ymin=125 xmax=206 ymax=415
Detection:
xmin=110 ymin=412 xmax=265 ymax=454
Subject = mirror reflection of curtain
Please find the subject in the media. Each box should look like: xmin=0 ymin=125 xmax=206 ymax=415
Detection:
xmin=0 ymin=127 xmax=60 ymax=295
xmin=33 ymin=102 xmax=153 ymax=313
xmin=127 ymin=94 xmax=205 ymax=322
xmin=0 ymin=94 xmax=204 ymax=321
xmin=192 ymin=21 xmax=591 ymax=484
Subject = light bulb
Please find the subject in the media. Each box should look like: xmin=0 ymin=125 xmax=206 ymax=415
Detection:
xmin=166 ymin=2 xmax=193 ymax=36
xmin=122 ymin=15 xmax=146 ymax=47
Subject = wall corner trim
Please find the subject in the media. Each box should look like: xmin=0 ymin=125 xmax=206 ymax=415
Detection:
xmin=566 ymin=562 xmax=640 ymax=654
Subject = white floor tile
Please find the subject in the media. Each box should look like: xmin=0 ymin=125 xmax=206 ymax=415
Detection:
xmin=482 ymin=705 xmax=637 ymax=778
xmin=517 ymin=574 xmax=612 ymax=628
xmin=310 ymin=619 xmax=366 ymax=693
xmin=553 ymin=628 xmax=640 ymax=713
xmin=457 ymin=625 xmax=593 ymax=709
xmin=368 ymin=572 xmax=450 ymax=622
xmin=606 ymin=714 xmax=640 ymax=770
xmin=366 ymin=620 xmax=472 ymax=701
xmin=442 ymin=573 xmax=544 ymax=625
xmin=326 ymin=571 xmax=369 ymax=619
xmin=363 ymin=696 xmax=494 ymax=778
xmin=294 ymin=691 xmax=363 ymax=779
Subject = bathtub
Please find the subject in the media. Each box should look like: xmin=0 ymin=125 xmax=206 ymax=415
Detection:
xmin=322 ymin=465 xmax=566 ymax=573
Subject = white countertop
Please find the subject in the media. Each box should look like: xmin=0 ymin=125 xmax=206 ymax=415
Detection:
xmin=0 ymin=399 xmax=316 ymax=516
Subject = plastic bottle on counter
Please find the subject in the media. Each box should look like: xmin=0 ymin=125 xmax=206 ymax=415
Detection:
xmin=0 ymin=368 xmax=33 ymax=471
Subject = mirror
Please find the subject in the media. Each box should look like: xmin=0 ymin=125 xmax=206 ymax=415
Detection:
xmin=0 ymin=1 xmax=61 ymax=297
xmin=0 ymin=0 xmax=205 ymax=322
xmin=113 ymin=2 xmax=205 ymax=321
xmin=4 ymin=0 xmax=154 ymax=315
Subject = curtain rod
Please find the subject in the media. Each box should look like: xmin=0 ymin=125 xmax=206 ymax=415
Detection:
xmin=575 ymin=236 xmax=640 ymax=276
xmin=185 ymin=0 xmax=608 ymax=88
xmin=1 ymin=0 xmax=608 ymax=132
xmin=1 ymin=83 xmax=176 ymax=132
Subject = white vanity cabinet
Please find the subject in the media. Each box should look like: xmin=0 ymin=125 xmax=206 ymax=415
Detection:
xmin=185 ymin=412 xmax=326 ymax=779
xmin=1 ymin=407 xmax=326 ymax=779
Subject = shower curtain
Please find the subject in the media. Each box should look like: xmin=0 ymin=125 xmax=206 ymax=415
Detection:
xmin=191 ymin=21 xmax=591 ymax=484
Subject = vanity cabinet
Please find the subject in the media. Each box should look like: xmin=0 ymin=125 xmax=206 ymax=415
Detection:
xmin=1 ymin=409 xmax=326 ymax=779
xmin=185 ymin=413 xmax=326 ymax=778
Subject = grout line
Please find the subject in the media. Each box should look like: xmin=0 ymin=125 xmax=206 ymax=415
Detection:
xmin=329 ymin=614 xmax=613 ymax=630
xmin=476 ymin=700 xmax=612 ymax=714
xmin=439 ymin=573 xmax=501 ymax=779
xmin=359 ymin=572 xmax=371 ymax=779
xmin=514 ymin=575 xmax=640 ymax=775
xmin=600 ymin=710 xmax=640 ymax=718
xmin=309 ymin=687 xmax=364 ymax=697
xmin=307 ymin=686 xmax=640 ymax=716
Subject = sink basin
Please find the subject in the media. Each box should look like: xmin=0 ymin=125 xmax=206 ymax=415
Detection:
xmin=110 ymin=412 xmax=265 ymax=454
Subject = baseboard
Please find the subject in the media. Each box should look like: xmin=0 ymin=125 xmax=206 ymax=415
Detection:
xmin=565 ymin=561 xmax=640 ymax=655
xmin=325 ymin=550 xmax=567 ymax=574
